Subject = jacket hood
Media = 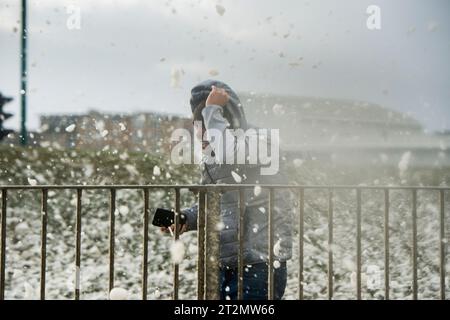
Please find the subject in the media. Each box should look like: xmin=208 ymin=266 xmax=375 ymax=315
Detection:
xmin=190 ymin=79 xmax=248 ymax=129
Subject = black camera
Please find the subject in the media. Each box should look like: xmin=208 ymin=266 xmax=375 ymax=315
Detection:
xmin=151 ymin=208 xmax=186 ymax=228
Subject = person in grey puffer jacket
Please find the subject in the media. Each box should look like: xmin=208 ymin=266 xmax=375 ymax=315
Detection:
xmin=165 ymin=80 xmax=294 ymax=300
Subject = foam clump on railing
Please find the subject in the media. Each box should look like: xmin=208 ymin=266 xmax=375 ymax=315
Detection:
xmin=109 ymin=287 xmax=129 ymax=300
xmin=170 ymin=240 xmax=185 ymax=264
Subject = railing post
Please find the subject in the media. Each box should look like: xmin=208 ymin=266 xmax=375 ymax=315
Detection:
xmin=172 ymin=188 xmax=181 ymax=300
xmin=109 ymin=188 xmax=116 ymax=293
xmin=412 ymin=189 xmax=418 ymax=300
xmin=75 ymin=188 xmax=82 ymax=300
xmin=197 ymin=190 xmax=206 ymax=300
xmin=40 ymin=188 xmax=48 ymax=300
xmin=142 ymin=188 xmax=149 ymax=300
xmin=356 ymin=189 xmax=362 ymax=300
xmin=298 ymin=188 xmax=304 ymax=300
xmin=0 ymin=189 xmax=7 ymax=300
xmin=328 ymin=188 xmax=334 ymax=300
xmin=439 ymin=190 xmax=446 ymax=300
xmin=384 ymin=189 xmax=390 ymax=300
xmin=237 ymin=189 xmax=245 ymax=300
xmin=268 ymin=188 xmax=275 ymax=300
xmin=204 ymin=190 xmax=221 ymax=300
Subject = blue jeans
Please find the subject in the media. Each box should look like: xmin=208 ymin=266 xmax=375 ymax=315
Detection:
xmin=219 ymin=262 xmax=287 ymax=300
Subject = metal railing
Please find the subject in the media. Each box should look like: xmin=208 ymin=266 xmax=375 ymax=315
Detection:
xmin=0 ymin=184 xmax=448 ymax=300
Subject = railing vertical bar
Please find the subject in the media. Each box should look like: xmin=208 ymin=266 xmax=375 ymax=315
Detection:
xmin=356 ymin=189 xmax=362 ymax=300
xmin=109 ymin=188 xmax=116 ymax=293
xmin=0 ymin=189 xmax=7 ymax=300
xmin=412 ymin=189 xmax=418 ymax=300
xmin=142 ymin=188 xmax=149 ymax=300
xmin=328 ymin=188 xmax=333 ymax=300
xmin=173 ymin=188 xmax=180 ymax=300
xmin=439 ymin=190 xmax=446 ymax=300
xmin=238 ymin=189 xmax=245 ymax=300
xmin=204 ymin=191 xmax=220 ymax=299
xmin=40 ymin=188 xmax=48 ymax=300
xmin=384 ymin=188 xmax=390 ymax=300
xmin=268 ymin=188 xmax=275 ymax=300
xmin=197 ymin=191 xmax=206 ymax=300
xmin=74 ymin=188 xmax=82 ymax=300
xmin=298 ymin=188 xmax=304 ymax=300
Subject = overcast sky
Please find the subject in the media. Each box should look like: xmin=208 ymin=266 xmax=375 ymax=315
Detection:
xmin=0 ymin=0 xmax=449 ymax=132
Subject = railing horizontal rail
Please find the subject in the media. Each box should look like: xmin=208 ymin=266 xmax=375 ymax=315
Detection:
xmin=1 ymin=184 xmax=449 ymax=190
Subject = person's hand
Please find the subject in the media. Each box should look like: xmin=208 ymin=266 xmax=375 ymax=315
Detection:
xmin=160 ymin=224 xmax=187 ymax=236
xmin=205 ymin=85 xmax=229 ymax=107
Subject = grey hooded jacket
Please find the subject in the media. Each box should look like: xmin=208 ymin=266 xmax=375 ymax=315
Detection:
xmin=183 ymin=80 xmax=294 ymax=268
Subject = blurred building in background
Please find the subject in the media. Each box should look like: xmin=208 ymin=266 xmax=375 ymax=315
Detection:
xmin=240 ymin=93 xmax=450 ymax=168
xmin=2 ymin=94 xmax=449 ymax=168
xmin=3 ymin=111 xmax=192 ymax=155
